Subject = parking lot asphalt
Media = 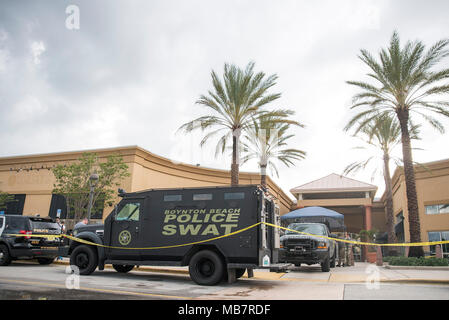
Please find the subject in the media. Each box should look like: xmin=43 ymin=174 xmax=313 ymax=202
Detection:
xmin=0 ymin=260 xmax=448 ymax=300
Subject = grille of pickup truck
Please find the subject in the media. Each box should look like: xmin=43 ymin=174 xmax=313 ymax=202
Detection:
xmin=285 ymin=238 xmax=316 ymax=249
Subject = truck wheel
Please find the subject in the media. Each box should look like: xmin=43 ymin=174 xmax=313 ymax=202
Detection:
xmin=189 ymin=250 xmax=224 ymax=286
xmin=113 ymin=264 xmax=134 ymax=273
xmin=0 ymin=244 xmax=12 ymax=266
xmin=321 ymin=254 xmax=330 ymax=272
xmin=70 ymin=245 xmax=98 ymax=275
xmin=37 ymin=258 xmax=55 ymax=265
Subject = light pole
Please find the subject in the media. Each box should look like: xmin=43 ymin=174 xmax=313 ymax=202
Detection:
xmin=87 ymin=173 xmax=99 ymax=222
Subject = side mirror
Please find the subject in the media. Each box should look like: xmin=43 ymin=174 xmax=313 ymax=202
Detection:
xmin=330 ymin=234 xmax=338 ymax=238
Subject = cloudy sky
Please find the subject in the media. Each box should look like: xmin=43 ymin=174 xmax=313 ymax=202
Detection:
xmin=1 ymin=0 xmax=448 ymax=199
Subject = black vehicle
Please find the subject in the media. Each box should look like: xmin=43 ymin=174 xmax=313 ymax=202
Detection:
xmin=279 ymin=223 xmax=337 ymax=272
xmin=0 ymin=215 xmax=66 ymax=266
xmin=68 ymin=185 xmax=289 ymax=285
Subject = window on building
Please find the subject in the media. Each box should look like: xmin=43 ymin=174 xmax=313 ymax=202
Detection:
xmin=49 ymin=194 xmax=104 ymax=220
xmin=395 ymin=211 xmax=404 ymax=224
xmin=425 ymin=204 xmax=449 ymax=215
xmin=193 ymin=193 xmax=212 ymax=201
xmin=49 ymin=194 xmax=69 ymax=219
xmin=428 ymin=231 xmax=449 ymax=258
xmin=4 ymin=194 xmax=26 ymax=216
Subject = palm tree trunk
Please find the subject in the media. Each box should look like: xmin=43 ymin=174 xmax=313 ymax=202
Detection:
xmin=383 ymin=153 xmax=398 ymax=256
xmin=396 ymin=109 xmax=424 ymax=257
xmin=260 ymin=164 xmax=267 ymax=189
xmin=231 ymin=129 xmax=241 ymax=186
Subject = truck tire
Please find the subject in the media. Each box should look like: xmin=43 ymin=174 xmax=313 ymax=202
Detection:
xmin=321 ymin=253 xmax=330 ymax=272
xmin=37 ymin=258 xmax=55 ymax=265
xmin=189 ymin=250 xmax=224 ymax=286
xmin=0 ymin=244 xmax=12 ymax=266
xmin=70 ymin=245 xmax=98 ymax=275
xmin=113 ymin=264 xmax=134 ymax=273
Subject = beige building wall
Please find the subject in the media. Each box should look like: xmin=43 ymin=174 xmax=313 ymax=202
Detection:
xmin=391 ymin=158 xmax=449 ymax=249
xmin=0 ymin=146 xmax=295 ymax=220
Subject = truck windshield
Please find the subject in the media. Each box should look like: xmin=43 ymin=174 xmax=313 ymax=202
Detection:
xmin=286 ymin=224 xmax=326 ymax=236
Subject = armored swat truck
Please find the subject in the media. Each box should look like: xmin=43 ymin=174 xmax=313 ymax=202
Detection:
xmin=68 ymin=185 xmax=288 ymax=285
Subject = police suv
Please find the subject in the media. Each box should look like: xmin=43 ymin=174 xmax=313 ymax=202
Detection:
xmin=0 ymin=215 xmax=65 ymax=266
xmin=68 ymin=185 xmax=289 ymax=285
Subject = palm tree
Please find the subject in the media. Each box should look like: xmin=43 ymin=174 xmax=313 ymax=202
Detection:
xmin=241 ymin=115 xmax=306 ymax=188
xmin=179 ymin=62 xmax=296 ymax=186
xmin=344 ymin=114 xmax=421 ymax=255
xmin=346 ymin=31 xmax=449 ymax=257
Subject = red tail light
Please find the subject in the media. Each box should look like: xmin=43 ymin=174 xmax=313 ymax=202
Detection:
xmin=19 ymin=230 xmax=32 ymax=239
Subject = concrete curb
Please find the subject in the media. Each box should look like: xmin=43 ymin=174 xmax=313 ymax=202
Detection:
xmin=384 ymin=265 xmax=449 ymax=271
xmin=52 ymin=261 xmax=449 ymax=284
xmin=380 ymin=279 xmax=449 ymax=285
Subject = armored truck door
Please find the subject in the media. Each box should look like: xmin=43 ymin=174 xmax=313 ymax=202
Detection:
xmin=107 ymin=199 xmax=143 ymax=260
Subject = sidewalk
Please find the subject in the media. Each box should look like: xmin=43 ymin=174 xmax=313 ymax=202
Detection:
xmin=283 ymin=263 xmax=449 ymax=284
xmin=54 ymin=259 xmax=449 ymax=284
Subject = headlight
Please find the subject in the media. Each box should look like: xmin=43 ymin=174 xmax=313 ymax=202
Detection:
xmin=317 ymin=241 xmax=327 ymax=249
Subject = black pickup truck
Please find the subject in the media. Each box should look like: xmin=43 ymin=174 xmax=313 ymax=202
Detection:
xmin=0 ymin=215 xmax=66 ymax=266
xmin=279 ymin=223 xmax=337 ymax=272
xmin=68 ymin=185 xmax=290 ymax=285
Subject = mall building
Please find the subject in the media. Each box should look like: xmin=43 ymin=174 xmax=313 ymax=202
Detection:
xmin=0 ymin=145 xmax=448 ymax=257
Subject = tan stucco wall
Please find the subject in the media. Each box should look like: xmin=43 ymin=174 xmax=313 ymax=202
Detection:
xmin=0 ymin=146 xmax=294 ymax=220
xmin=372 ymin=207 xmax=387 ymax=233
xmin=391 ymin=159 xmax=449 ymax=247
xmin=297 ymin=198 xmax=372 ymax=207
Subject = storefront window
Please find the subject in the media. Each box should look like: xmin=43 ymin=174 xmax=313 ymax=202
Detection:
xmin=428 ymin=231 xmax=449 ymax=258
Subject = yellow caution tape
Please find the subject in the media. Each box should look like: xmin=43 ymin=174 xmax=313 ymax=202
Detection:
xmin=263 ymin=222 xmax=449 ymax=247
xmin=6 ymin=222 xmax=449 ymax=250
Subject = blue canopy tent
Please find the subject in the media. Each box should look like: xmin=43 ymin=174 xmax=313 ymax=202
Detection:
xmin=281 ymin=206 xmax=346 ymax=232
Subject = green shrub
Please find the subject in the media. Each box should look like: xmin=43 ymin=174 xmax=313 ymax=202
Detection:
xmin=384 ymin=256 xmax=448 ymax=266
